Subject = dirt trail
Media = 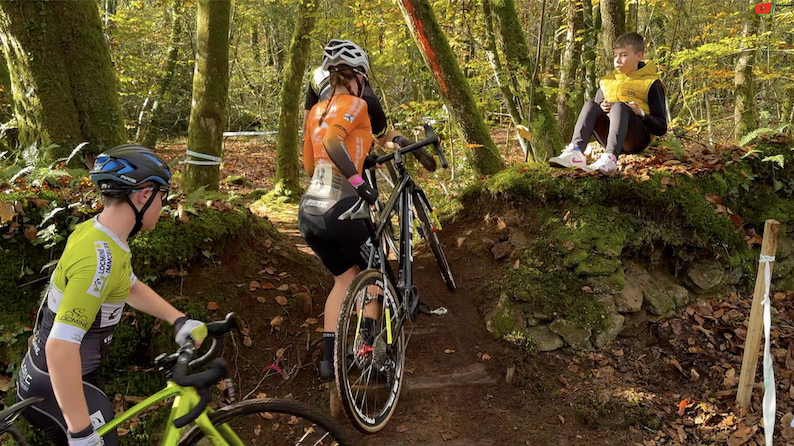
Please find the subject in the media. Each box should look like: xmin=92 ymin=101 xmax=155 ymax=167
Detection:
xmin=263 ymin=211 xmax=646 ymax=445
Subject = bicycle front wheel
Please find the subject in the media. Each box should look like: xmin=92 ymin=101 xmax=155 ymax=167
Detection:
xmin=178 ymin=398 xmax=354 ymax=446
xmin=335 ymin=269 xmax=405 ymax=433
xmin=414 ymin=195 xmax=456 ymax=292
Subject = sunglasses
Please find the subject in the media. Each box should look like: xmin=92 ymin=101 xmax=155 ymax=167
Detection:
xmin=131 ymin=186 xmax=171 ymax=206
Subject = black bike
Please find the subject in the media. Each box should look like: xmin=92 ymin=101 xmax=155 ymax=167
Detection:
xmin=334 ymin=123 xmax=455 ymax=433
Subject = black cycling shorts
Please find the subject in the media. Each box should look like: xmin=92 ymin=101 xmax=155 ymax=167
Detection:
xmin=16 ymin=352 xmax=119 ymax=446
xmin=298 ymin=196 xmax=374 ymax=276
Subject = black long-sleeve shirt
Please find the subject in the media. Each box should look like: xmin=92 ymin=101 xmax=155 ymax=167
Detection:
xmin=594 ymin=80 xmax=667 ymax=136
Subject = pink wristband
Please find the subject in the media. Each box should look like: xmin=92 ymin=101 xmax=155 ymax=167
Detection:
xmin=349 ymin=174 xmax=365 ymax=187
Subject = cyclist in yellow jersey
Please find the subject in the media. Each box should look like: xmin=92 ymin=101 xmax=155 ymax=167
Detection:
xmin=17 ymin=145 xmax=208 ymax=446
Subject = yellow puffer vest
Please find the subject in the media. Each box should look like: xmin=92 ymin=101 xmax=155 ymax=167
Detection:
xmin=599 ymin=61 xmax=660 ymax=115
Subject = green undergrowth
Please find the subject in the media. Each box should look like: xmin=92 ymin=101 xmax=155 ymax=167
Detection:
xmin=458 ymin=137 xmax=794 ymax=348
xmin=574 ymin=392 xmax=662 ymax=430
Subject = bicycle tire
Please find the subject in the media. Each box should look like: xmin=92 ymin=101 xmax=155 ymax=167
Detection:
xmin=334 ymin=269 xmax=405 ymax=434
xmin=0 ymin=425 xmax=28 ymax=446
xmin=414 ymin=196 xmax=456 ymax=292
xmin=178 ymin=398 xmax=354 ymax=446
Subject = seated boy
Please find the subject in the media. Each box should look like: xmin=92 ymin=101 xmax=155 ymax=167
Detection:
xmin=549 ymin=32 xmax=667 ymax=174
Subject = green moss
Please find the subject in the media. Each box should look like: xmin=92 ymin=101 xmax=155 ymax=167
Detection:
xmin=574 ymin=257 xmax=622 ymax=276
xmin=486 ymin=295 xmax=518 ymax=339
xmin=587 ymin=270 xmax=627 ymax=294
xmin=563 ymin=249 xmax=590 ymax=268
xmin=509 ymin=263 xmax=607 ymax=332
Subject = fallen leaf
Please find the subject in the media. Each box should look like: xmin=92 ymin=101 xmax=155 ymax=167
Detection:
xmin=249 ymin=281 xmax=261 ymax=291
xmin=241 ymin=327 xmax=250 ymax=335
xmin=562 ymin=240 xmax=575 ymax=250
xmin=304 ymin=317 xmax=318 ymax=325
xmin=705 ymin=193 xmax=722 ymax=205
xmin=444 ymin=349 xmax=455 ymax=354
xmin=270 ymin=316 xmax=284 ymax=326
xmin=207 ymin=302 xmax=219 ymax=311
xmin=275 ymin=296 xmax=288 ymax=306
xmin=513 ymin=259 xmax=520 ymax=269
xmin=164 ymin=269 xmax=176 ymax=276
xmin=558 ymin=415 xmax=565 ymax=424
xmin=243 ymin=336 xmax=253 ymax=347
xmin=581 ymin=286 xmax=594 ymax=294
xmin=265 ymin=267 xmax=275 ymax=275
xmin=277 ymin=284 xmax=289 ymax=291
xmin=723 ymin=368 xmax=738 ymax=387
xmin=0 ymin=375 xmax=10 ymax=392
xmin=276 ymin=347 xmax=285 ymax=358
xmin=253 ymin=424 xmax=261 ymax=436
xmin=23 ymin=225 xmax=37 ymax=241
xmin=0 ymin=201 xmax=15 ymax=223
xmin=261 ymin=412 xmax=274 ymax=420
xmin=690 ymin=368 xmax=700 ymax=381
xmin=256 ymin=296 xmax=266 ymax=303
xmin=563 ymin=211 xmax=571 ymax=221
xmin=288 ymin=415 xmax=299 ymax=425
xmin=481 ymin=353 xmax=491 ymax=361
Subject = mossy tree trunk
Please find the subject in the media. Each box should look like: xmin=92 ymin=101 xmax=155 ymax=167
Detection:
xmin=557 ymin=0 xmax=584 ymax=141
xmin=184 ymin=0 xmax=231 ymax=192
xmin=399 ymin=0 xmax=504 ymax=176
xmin=582 ymin=0 xmax=598 ymax=100
xmin=599 ymin=0 xmax=625 ymax=73
xmin=547 ymin=3 xmax=565 ymax=89
xmin=273 ymin=0 xmax=317 ymax=198
xmin=0 ymin=47 xmax=13 ymax=123
xmin=140 ymin=0 xmax=182 ymax=149
xmin=0 ymin=0 xmax=125 ymax=162
xmin=481 ymin=0 xmax=528 ymax=157
xmin=733 ymin=1 xmax=759 ymax=141
xmin=491 ymin=0 xmax=563 ymax=162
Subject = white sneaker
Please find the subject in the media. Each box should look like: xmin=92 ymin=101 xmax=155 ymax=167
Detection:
xmin=586 ymin=153 xmax=618 ymax=175
xmin=549 ymin=146 xmax=587 ymax=169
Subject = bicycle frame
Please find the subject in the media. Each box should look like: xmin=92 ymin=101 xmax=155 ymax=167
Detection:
xmin=359 ymin=166 xmax=426 ymax=347
xmin=97 ymin=381 xmax=242 ymax=446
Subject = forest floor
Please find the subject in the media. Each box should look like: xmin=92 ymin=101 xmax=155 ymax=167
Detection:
xmin=145 ymin=129 xmax=794 ymax=445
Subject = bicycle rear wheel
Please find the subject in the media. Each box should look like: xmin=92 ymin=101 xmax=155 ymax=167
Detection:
xmin=414 ymin=195 xmax=456 ymax=292
xmin=178 ymin=398 xmax=354 ymax=446
xmin=334 ymin=269 xmax=405 ymax=434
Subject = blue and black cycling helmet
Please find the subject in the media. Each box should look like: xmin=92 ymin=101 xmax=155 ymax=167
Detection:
xmin=90 ymin=144 xmax=171 ymax=197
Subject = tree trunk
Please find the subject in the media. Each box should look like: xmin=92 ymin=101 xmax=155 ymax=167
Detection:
xmin=627 ymin=0 xmax=637 ymax=31
xmin=0 ymin=47 xmax=13 ymax=123
xmin=557 ymin=0 xmax=584 ymax=141
xmin=184 ymin=0 xmax=231 ymax=192
xmin=585 ymin=0 xmax=600 ymax=98
xmin=399 ymin=0 xmax=504 ymax=176
xmin=481 ymin=0 xmax=528 ymax=157
xmin=599 ymin=0 xmax=625 ymax=73
xmin=547 ymin=3 xmax=565 ymax=89
xmin=734 ymin=1 xmax=759 ymax=141
xmin=491 ymin=0 xmax=563 ymax=162
xmin=251 ymin=26 xmax=260 ymax=64
xmin=273 ymin=0 xmax=317 ymax=198
xmin=780 ymin=32 xmax=793 ymax=125
xmin=0 ymin=0 xmax=125 ymax=162
xmin=142 ymin=0 xmax=183 ymax=149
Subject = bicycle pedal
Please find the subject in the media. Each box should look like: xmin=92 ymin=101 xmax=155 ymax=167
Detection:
xmin=418 ymin=304 xmax=447 ymax=317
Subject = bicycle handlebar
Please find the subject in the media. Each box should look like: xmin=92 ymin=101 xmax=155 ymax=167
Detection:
xmin=376 ymin=124 xmax=448 ymax=169
xmin=154 ymin=312 xmax=237 ymax=428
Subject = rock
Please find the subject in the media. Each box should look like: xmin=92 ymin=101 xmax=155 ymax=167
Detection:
xmin=623 ymin=308 xmax=649 ymax=330
xmin=776 ymin=274 xmax=794 ymax=292
xmin=491 ymin=241 xmax=512 ymax=260
xmin=575 ymin=257 xmax=622 ymax=276
xmin=564 ymin=249 xmax=590 ymax=268
xmin=773 ymin=256 xmax=794 ymax=279
xmin=587 ymin=270 xmax=627 ymax=294
xmin=616 ymin=262 xmax=650 ymax=313
xmin=647 ymin=272 xmax=690 ymax=308
xmin=526 ymin=325 xmax=564 ymax=352
xmin=594 ymin=314 xmax=625 ymax=349
xmin=595 ymin=294 xmax=617 ymax=315
xmin=643 ymin=286 xmax=675 ymax=316
xmin=509 ymin=228 xmax=528 ymax=247
xmin=549 ymin=319 xmax=593 ymax=350
xmin=594 ymin=232 xmax=627 ymax=258
xmin=725 ymin=266 xmax=743 ymax=285
xmin=687 ymin=261 xmax=726 ymax=292
xmin=778 ymin=236 xmax=794 ymax=259
xmin=485 ymin=294 xmax=516 ymax=339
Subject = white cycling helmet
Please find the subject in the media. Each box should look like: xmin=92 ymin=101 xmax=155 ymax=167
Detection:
xmin=321 ymin=39 xmax=370 ymax=75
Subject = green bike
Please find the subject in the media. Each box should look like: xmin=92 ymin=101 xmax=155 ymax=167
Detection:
xmin=1 ymin=313 xmax=353 ymax=446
